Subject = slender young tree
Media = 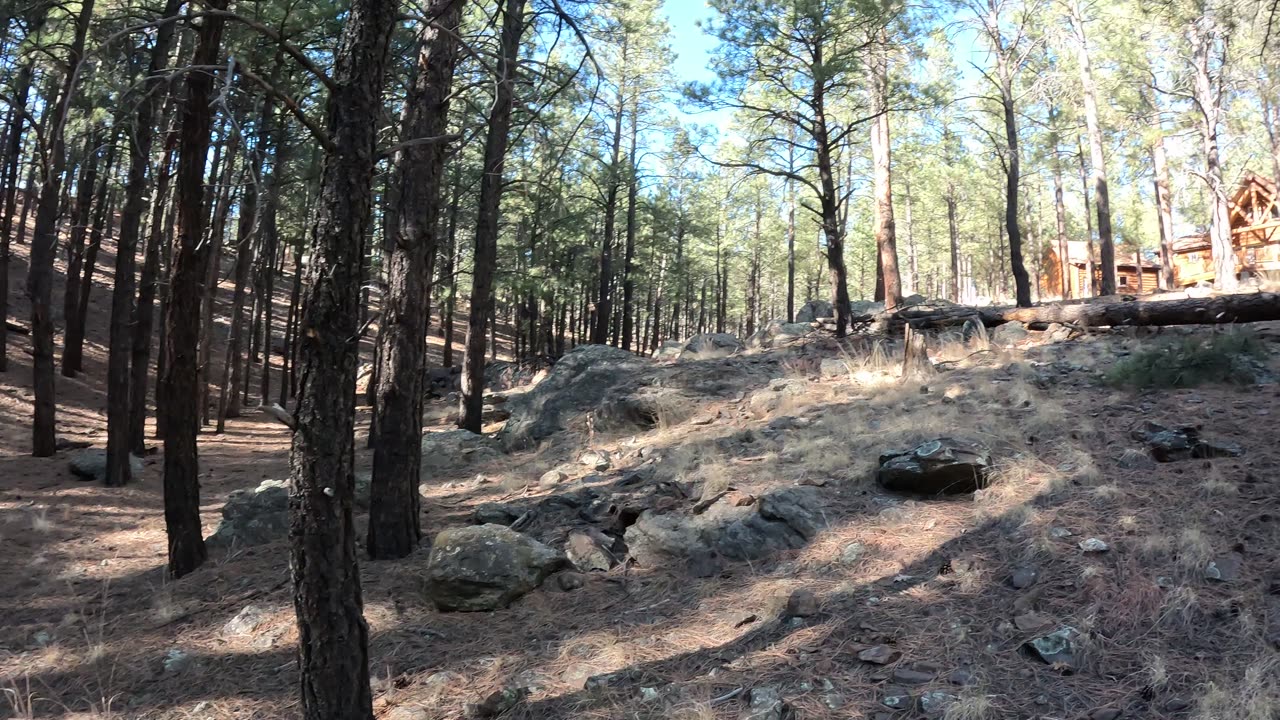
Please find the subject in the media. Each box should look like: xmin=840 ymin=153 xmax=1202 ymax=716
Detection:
xmin=1066 ymin=0 xmax=1117 ymax=294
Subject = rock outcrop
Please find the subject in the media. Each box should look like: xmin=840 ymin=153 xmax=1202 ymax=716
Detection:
xmin=425 ymin=524 xmax=567 ymax=611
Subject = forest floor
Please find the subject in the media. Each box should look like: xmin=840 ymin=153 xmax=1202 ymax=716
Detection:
xmin=3 ymin=227 xmax=1280 ymax=720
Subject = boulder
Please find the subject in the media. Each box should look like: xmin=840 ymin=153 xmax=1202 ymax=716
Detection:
xmin=68 ymin=449 xmax=143 ymax=482
xmin=991 ymin=321 xmax=1029 ymax=346
xmin=425 ymin=366 xmax=461 ymax=398
xmin=876 ymin=438 xmax=991 ymax=495
xmin=679 ymin=333 xmax=744 ymax=361
xmin=425 ymin=524 xmax=568 ymax=611
xmin=471 ymin=502 xmax=526 ymax=526
xmin=1130 ymin=421 xmax=1243 ymax=462
xmin=652 ymin=339 xmax=684 ymax=361
xmin=796 ymin=300 xmax=834 ymax=323
xmin=421 ymin=430 xmax=502 ymax=471
xmin=207 ymin=480 xmax=290 ymax=548
xmin=496 ymin=345 xmax=647 ymax=450
xmin=849 ymin=300 xmax=886 ymax=315
xmin=625 ymin=486 xmax=825 ymax=566
xmin=564 ymin=529 xmax=619 ymax=572
xmin=746 ymin=321 xmax=811 ymax=350
xmin=579 ymin=449 xmax=612 ymax=471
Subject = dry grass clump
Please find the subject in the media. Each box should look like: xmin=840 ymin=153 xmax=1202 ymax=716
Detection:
xmin=943 ymin=692 xmax=994 ymax=720
xmin=1197 ymin=464 xmax=1237 ymax=496
xmin=1194 ymin=661 xmax=1280 ymax=720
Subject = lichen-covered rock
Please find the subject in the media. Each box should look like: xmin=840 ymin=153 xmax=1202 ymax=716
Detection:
xmin=679 ymin=333 xmax=744 ymax=361
xmin=796 ymin=300 xmax=834 ymax=323
xmin=206 ymin=480 xmax=290 ymax=548
xmin=425 ymin=524 xmax=567 ymax=611
xmin=876 ymin=438 xmax=991 ymax=495
xmin=68 ymin=449 xmax=143 ymax=482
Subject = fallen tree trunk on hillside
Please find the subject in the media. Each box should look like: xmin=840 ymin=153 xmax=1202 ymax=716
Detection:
xmin=888 ymin=292 xmax=1280 ymax=330
xmin=6 ymin=319 xmax=30 ymax=335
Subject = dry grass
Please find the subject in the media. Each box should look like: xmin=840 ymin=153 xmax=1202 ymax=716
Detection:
xmin=1195 ymin=661 xmax=1280 ymax=720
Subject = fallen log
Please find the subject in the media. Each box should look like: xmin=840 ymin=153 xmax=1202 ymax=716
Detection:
xmin=5 ymin=318 xmax=30 ymax=335
xmin=895 ymin=292 xmax=1280 ymax=330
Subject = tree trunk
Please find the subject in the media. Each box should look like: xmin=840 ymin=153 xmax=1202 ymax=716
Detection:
xmin=199 ymin=135 xmax=240 ymax=425
xmin=621 ymin=106 xmax=640 ymax=351
xmin=27 ymin=0 xmax=95 ymax=457
xmin=946 ymin=186 xmax=959 ymax=302
xmin=1054 ymin=155 xmax=1070 ymax=298
xmin=870 ymin=37 xmax=902 ymax=311
xmin=62 ymin=129 xmax=104 ymax=372
xmin=65 ymin=141 xmax=119 ymax=375
xmin=1189 ymin=22 xmax=1237 ymax=291
xmin=896 ymin=292 xmax=1280 ymax=329
xmin=1068 ymin=0 xmax=1116 ymax=295
xmin=999 ymin=69 xmax=1031 ymax=307
xmin=217 ymin=142 xmax=261 ymax=431
xmin=1076 ymin=136 xmax=1096 ymax=295
xmin=130 ymin=133 xmax=177 ymax=454
xmin=289 ymin=0 xmax=397 ymax=716
xmin=161 ymin=0 xmax=228 ymax=578
xmin=369 ymin=0 xmax=462 ymax=560
xmin=460 ymin=0 xmax=526 ymax=432
xmin=0 ymin=54 xmax=38 ymax=373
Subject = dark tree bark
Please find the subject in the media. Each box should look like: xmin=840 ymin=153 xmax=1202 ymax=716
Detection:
xmin=27 ymin=0 xmax=95 ymax=457
xmin=592 ymin=37 xmax=628 ymax=346
xmin=0 ymin=53 xmax=37 ymax=373
xmin=441 ymin=176 xmax=461 ymax=367
xmin=1068 ymin=0 xmax=1116 ymax=295
xmin=161 ymin=0 xmax=229 ymax=577
xmin=107 ymin=0 xmax=183 ymax=484
xmin=217 ymin=132 xmax=262 ymax=431
xmin=288 ymin=0 xmax=397 ymax=715
xmin=620 ymin=107 xmax=640 ymax=351
xmin=369 ymin=0 xmax=462 ymax=560
xmin=460 ymin=0 xmax=527 ymax=432
xmin=130 ymin=131 xmax=176 ymax=455
xmin=199 ymin=132 xmax=239 ymax=425
xmin=62 ymin=130 xmax=104 ymax=368
xmin=869 ymin=35 xmax=902 ymax=312
xmin=65 ymin=139 xmax=119 ymax=375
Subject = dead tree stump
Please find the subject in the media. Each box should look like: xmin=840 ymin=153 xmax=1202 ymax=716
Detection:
xmin=902 ymin=323 xmax=934 ymax=380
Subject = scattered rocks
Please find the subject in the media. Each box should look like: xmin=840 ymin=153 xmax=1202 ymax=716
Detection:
xmin=1078 ymin=538 xmax=1110 ymax=553
xmin=465 ymin=687 xmax=528 ymax=719
xmin=579 ymin=449 xmax=612 ymax=471
xmin=857 ymin=645 xmax=902 ymax=665
xmin=1131 ymin=421 xmax=1244 ymax=462
xmin=679 ymin=332 xmax=744 ymax=361
xmin=206 ymin=480 xmax=289 ymax=548
xmin=564 ymin=529 xmax=619 ymax=572
xmin=783 ymin=588 xmax=819 ymax=618
xmin=1024 ymin=626 xmax=1079 ymax=669
xmin=876 ymin=438 xmax=992 ymax=495
xmin=425 ymin=524 xmax=567 ymax=611
xmin=739 ymin=686 xmax=790 ymax=720
xmin=67 ymin=449 xmax=143 ymax=482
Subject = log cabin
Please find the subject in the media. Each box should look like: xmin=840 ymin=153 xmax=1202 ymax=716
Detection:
xmin=1171 ymin=172 xmax=1280 ymax=286
xmin=1043 ymin=240 xmax=1161 ymax=298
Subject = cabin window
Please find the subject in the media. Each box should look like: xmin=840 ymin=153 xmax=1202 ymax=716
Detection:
xmin=1119 ymin=276 xmax=1129 ymax=287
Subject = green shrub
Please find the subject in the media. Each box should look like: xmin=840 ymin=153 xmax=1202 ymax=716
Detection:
xmin=1105 ymin=330 xmax=1270 ymax=388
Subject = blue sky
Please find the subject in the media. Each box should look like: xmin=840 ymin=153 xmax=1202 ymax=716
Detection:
xmin=660 ymin=0 xmax=732 ymax=132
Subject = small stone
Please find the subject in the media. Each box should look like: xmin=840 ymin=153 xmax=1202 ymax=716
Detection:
xmin=1024 ymin=626 xmax=1079 ymax=669
xmin=784 ymin=589 xmax=819 ymax=618
xmin=579 ymin=449 xmax=612 ymax=471
xmin=1163 ymin=697 xmax=1191 ymax=712
xmin=538 ymin=469 xmax=568 ymax=488
xmin=892 ymin=666 xmax=936 ymax=684
xmin=687 ymin=549 xmax=723 ymax=578
xmin=162 ymin=648 xmax=191 ymax=674
xmin=1089 ymin=708 xmax=1123 ymax=720
xmin=947 ymin=669 xmax=976 ymax=686
xmin=1010 ymin=567 xmax=1038 ymax=589
xmin=1050 ymin=527 xmax=1074 ymax=538
xmin=465 ymin=687 xmax=528 ymax=719
xmin=32 ymin=630 xmax=52 ymax=647
xmin=840 ymin=542 xmax=867 ymax=565
xmin=556 ymin=572 xmax=585 ymax=591
xmin=471 ymin=502 xmax=523 ymax=526
xmin=739 ymin=686 xmax=789 ymax=720
xmin=1156 ymin=576 xmax=1175 ymax=589
xmin=639 ymin=687 xmax=661 ymax=703
xmin=565 ymin=530 xmax=617 ymax=572
xmin=1078 ymin=538 xmax=1110 ymax=553
xmin=690 ymin=413 xmax=718 ymax=426
xmin=920 ymin=691 xmax=958 ymax=714
xmin=881 ymin=686 xmax=913 ymax=710
xmin=857 ymin=645 xmax=902 ymax=665
xmin=223 ymin=605 xmax=270 ymax=637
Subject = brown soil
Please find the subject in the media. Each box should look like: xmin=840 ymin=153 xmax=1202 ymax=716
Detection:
xmin=3 ymin=219 xmax=1280 ymax=720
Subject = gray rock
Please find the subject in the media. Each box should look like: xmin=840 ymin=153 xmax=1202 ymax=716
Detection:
xmin=206 ymin=480 xmax=290 ymax=548
xmin=538 ymin=469 xmax=569 ymax=488
xmin=892 ymin=666 xmax=936 ymax=684
xmin=1010 ymin=567 xmax=1039 ymax=589
xmin=652 ymin=339 xmax=684 ymax=361
xmin=1044 ymin=323 xmax=1073 ymax=343
xmin=421 ymin=430 xmax=502 ymax=471
xmin=840 ymin=542 xmax=867 ymax=565
xmin=425 ymin=524 xmax=567 ymax=611
xmin=222 ymin=605 xmax=270 ymax=637
xmin=1130 ymin=421 xmax=1243 ymax=462
xmin=991 ymin=321 xmax=1029 ymax=346
xmin=739 ymin=686 xmax=790 ymax=720
xmin=820 ymin=358 xmax=850 ymax=377
xmin=565 ymin=529 xmax=618 ymax=572
xmin=857 ymin=645 xmax=901 ymax=665
xmin=784 ymin=588 xmax=819 ymax=618
xmin=849 ymin=300 xmax=886 ymax=315
xmin=471 ymin=502 xmax=525 ymax=526
xmin=796 ymin=300 xmax=835 ymax=323
xmin=162 ymin=648 xmax=191 ymax=674
xmin=1078 ymin=538 xmax=1110 ymax=553
xmin=555 ymin=572 xmax=585 ymax=591
xmin=876 ymin=438 xmax=991 ymax=495
xmin=746 ymin=321 xmax=812 ymax=350
xmin=1205 ymin=552 xmax=1244 ymax=583
xmin=881 ymin=686 xmax=913 ymax=710
xmin=465 ymin=687 xmax=528 ymax=719
xmin=1024 ymin=626 xmax=1079 ymax=668
xmin=68 ymin=449 xmax=143 ymax=482
xmin=579 ymin=449 xmax=612 ymax=471
xmin=679 ymin=332 xmax=744 ymax=361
